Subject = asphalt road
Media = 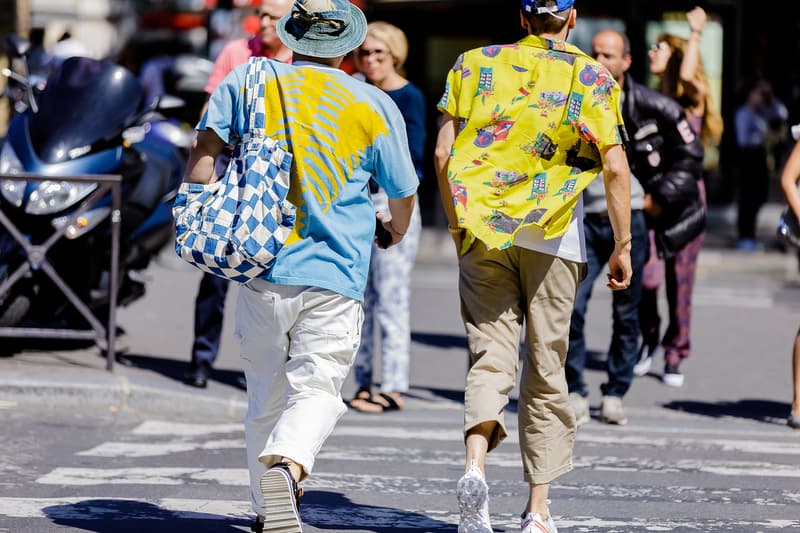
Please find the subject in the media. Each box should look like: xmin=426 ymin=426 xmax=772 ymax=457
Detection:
xmin=2 ymin=223 xmax=800 ymax=532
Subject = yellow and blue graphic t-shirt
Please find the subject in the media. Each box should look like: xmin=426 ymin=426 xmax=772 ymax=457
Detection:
xmin=200 ymin=60 xmax=418 ymax=300
xmin=438 ymin=35 xmax=625 ymax=250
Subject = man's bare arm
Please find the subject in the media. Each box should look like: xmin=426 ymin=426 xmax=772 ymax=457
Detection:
xmin=183 ymin=129 xmax=226 ymax=185
xmin=601 ymin=143 xmax=633 ymax=291
xmin=434 ymin=113 xmax=465 ymax=254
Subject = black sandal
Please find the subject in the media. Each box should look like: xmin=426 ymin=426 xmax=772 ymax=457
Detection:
xmin=347 ymin=386 xmax=372 ymax=408
xmin=349 ymin=391 xmax=402 ymax=413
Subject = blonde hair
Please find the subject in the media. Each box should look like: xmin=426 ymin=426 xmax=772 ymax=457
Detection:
xmin=364 ymin=21 xmax=409 ymax=75
xmin=657 ymin=33 xmax=724 ymax=146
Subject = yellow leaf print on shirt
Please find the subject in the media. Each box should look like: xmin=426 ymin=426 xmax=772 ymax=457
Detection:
xmin=261 ymin=68 xmax=389 ymax=245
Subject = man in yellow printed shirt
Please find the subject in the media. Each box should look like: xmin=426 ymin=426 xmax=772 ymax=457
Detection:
xmin=434 ymin=1 xmax=632 ymax=532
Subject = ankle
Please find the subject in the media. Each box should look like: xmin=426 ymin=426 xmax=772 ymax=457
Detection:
xmin=279 ymin=458 xmax=303 ymax=482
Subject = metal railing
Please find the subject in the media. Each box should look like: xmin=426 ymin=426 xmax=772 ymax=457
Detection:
xmin=0 ymin=172 xmax=122 ymax=371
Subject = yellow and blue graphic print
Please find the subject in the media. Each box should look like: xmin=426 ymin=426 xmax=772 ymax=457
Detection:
xmin=438 ymin=34 xmax=625 ymax=250
xmin=260 ymin=67 xmax=389 ymax=246
xmin=202 ymin=59 xmax=417 ymax=300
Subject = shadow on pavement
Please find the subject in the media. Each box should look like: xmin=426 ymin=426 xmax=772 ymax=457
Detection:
xmin=662 ymin=399 xmax=792 ymax=423
xmin=301 ymin=490 xmax=461 ymax=532
xmin=42 ymin=499 xmax=248 ymax=532
xmin=411 ymin=331 xmax=467 ymax=349
xmin=119 ymin=353 xmax=247 ymax=391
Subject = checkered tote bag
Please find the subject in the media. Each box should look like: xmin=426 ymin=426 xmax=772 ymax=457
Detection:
xmin=172 ymin=57 xmax=295 ymax=283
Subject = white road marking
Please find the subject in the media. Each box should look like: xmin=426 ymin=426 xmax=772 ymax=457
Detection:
xmin=132 ymin=421 xmax=242 ymax=436
xmin=77 ymin=439 xmax=244 ymax=457
xmin=0 ymin=497 xmax=798 ymax=530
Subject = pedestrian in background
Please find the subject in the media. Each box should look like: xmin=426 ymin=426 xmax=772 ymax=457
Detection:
xmin=435 ymin=1 xmax=632 ymax=531
xmin=779 ymin=137 xmax=800 ymax=430
xmin=564 ymin=30 xmax=650 ymax=427
xmin=184 ymin=0 xmax=418 ymax=530
xmin=183 ymin=0 xmax=293 ymax=389
xmin=349 ymin=21 xmax=426 ymax=414
xmin=734 ymin=80 xmax=788 ymax=251
xmin=636 ymin=5 xmax=723 ymax=388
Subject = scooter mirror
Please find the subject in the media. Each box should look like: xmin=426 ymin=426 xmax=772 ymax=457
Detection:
xmin=5 ymin=34 xmax=31 ymax=58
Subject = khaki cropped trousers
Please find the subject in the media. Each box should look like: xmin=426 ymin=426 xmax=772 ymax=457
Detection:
xmin=459 ymin=242 xmax=582 ymax=484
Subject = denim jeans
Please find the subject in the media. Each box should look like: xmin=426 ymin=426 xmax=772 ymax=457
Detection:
xmin=566 ymin=210 xmax=648 ymax=398
xmin=190 ymin=273 xmax=230 ymax=368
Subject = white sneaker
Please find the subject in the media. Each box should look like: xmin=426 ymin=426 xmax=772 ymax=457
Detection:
xmin=568 ymin=392 xmax=590 ymax=427
xmin=662 ymin=364 xmax=685 ymax=388
xmin=600 ymin=396 xmax=628 ymax=425
xmin=457 ymin=460 xmax=492 ymax=533
xmin=633 ymin=343 xmax=659 ymax=377
xmin=521 ymin=511 xmax=558 ymax=533
xmin=259 ymin=463 xmax=303 ymax=533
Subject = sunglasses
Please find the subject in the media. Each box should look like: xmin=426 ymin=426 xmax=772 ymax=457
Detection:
xmin=358 ymin=48 xmax=389 ymax=59
xmin=649 ymin=42 xmax=669 ymax=53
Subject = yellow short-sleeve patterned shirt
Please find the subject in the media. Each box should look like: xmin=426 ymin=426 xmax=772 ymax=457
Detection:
xmin=438 ymin=34 xmax=625 ymax=250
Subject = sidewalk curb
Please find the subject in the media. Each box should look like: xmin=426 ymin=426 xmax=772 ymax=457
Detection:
xmin=0 ymin=370 xmax=247 ymax=420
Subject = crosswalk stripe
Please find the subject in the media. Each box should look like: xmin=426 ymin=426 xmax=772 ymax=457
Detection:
xmin=35 ymin=448 xmax=800 ymax=488
xmin=132 ymin=421 xmax=242 ymax=436
xmin=1 ymin=497 xmax=798 ymax=530
xmin=77 ymin=439 xmax=244 ymax=458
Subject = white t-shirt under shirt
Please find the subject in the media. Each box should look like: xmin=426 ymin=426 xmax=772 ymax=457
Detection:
xmin=513 ymin=195 xmax=586 ymax=263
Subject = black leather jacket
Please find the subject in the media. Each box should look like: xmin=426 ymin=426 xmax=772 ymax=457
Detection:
xmin=622 ymin=74 xmax=705 ymax=258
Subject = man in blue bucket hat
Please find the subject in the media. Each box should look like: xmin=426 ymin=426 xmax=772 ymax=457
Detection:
xmin=180 ymin=1 xmax=418 ymax=531
xmin=435 ymin=0 xmax=631 ymax=532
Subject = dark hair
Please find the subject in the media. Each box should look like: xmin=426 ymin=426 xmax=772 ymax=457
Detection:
xmin=526 ymin=0 xmax=572 ymax=35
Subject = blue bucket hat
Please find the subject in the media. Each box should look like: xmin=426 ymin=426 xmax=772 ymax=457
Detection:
xmin=521 ymin=0 xmax=575 ymax=16
xmin=277 ymin=0 xmax=367 ymax=59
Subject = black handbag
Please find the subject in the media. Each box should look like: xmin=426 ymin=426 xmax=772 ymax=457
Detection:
xmin=777 ymin=206 xmax=800 ymax=248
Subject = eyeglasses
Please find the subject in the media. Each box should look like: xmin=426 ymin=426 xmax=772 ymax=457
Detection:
xmin=358 ymin=48 xmax=389 ymax=59
xmin=649 ymin=42 xmax=669 ymax=53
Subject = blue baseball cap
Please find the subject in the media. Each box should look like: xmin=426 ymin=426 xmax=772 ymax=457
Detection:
xmin=521 ymin=0 xmax=575 ymax=15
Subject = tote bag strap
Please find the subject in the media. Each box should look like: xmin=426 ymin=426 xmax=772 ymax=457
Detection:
xmin=242 ymin=56 xmax=270 ymax=143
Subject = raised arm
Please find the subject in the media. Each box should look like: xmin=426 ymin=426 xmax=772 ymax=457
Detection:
xmin=680 ymin=7 xmax=708 ymax=107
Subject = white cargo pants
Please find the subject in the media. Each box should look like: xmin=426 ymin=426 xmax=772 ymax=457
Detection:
xmin=235 ymin=279 xmax=364 ymax=513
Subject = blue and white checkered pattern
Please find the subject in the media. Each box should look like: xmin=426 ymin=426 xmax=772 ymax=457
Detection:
xmin=172 ymin=57 xmax=295 ymax=283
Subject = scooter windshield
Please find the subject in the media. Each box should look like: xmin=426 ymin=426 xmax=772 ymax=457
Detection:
xmin=30 ymin=57 xmax=143 ymax=164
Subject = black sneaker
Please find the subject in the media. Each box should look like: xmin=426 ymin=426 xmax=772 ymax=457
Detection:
xmin=260 ymin=462 xmax=303 ymax=532
xmin=662 ymin=364 xmax=684 ymax=387
xmin=183 ymin=362 xmax=210 ymax=388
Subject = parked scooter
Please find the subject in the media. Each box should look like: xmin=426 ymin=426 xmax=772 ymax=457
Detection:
xmin=0 ymin=34 xmax=193 ymax=329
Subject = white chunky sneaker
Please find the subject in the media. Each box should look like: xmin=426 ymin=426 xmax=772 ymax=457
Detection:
xmin=456 ymin=460 xmax=492 ymax=533
xmin=520 ymin=512 xmax=558 ymax=533
xmin=259 ymin=462 xmax=303 ymax=533
xmin=569 ymin=392 xmax=590 ymax=427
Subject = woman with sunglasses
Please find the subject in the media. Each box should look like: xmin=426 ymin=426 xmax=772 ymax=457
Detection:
xmin=635 ymin=6 xmax=724 ymax=387
xmin=349 ymin=21 xmax=426 ymax=413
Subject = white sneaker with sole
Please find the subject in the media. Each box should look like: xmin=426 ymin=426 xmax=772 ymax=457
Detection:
xmin=520 ymin=511 xmax=558 ymax=533
xmin=260 ymin=463 xmax=303 ymax=533
xmin=662 ymin=364 xmax=685 ymax=388
xmin=568 ymin=392 xmax=590 ymax=427
xmin=600 ymin=395 xmax=628 ymax=425
xmin=633 ymin=343 xmax=659 ymax=377
xmin=457 ymin=460 xmax=492 ymax=533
